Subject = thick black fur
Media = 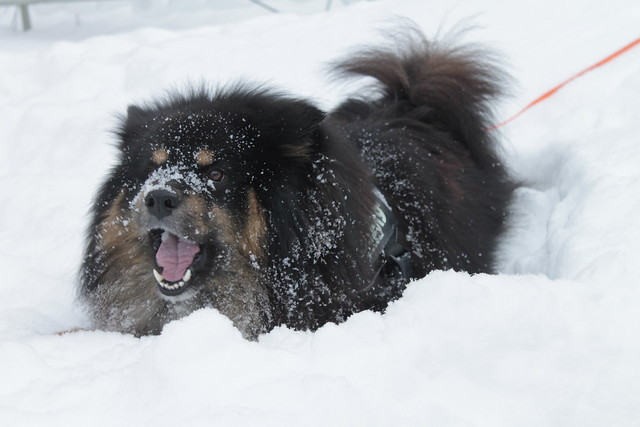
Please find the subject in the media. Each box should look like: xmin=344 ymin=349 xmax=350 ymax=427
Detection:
xmin=329 ymin=33 xmax=513 ymax=277
xmin=80 ymin=31 xmax=512 ymax=339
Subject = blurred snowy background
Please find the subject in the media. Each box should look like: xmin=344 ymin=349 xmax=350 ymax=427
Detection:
xmin=1 ymin=0 xmax=639 ymax=425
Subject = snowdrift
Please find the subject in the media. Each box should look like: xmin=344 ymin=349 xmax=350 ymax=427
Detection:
xmin=1 ymin=0 xmax=639 ymax=425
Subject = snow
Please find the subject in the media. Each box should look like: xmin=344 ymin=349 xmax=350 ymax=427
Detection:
xmin=1 ymin=0 xmax=640 ymax=425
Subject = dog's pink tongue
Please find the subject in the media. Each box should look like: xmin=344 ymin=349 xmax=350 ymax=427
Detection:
xmin=156 ymin=233 xmax=200 ymax=282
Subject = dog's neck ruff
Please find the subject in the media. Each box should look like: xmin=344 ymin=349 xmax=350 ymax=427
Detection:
xmin=371 ymin=189 xmax=413 ymax=281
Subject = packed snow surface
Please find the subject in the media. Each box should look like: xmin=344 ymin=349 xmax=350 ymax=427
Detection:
xmin=1 ymin=0 xmax=639 ymax=425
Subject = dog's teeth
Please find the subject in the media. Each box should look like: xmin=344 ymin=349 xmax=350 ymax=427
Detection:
xmin=182 ymin=269 xmax=192 ymax=282
xmin=153 ymin=269 xmax=189 ymax=293
xmin=153 ymin=269 xmax=164 ymax=284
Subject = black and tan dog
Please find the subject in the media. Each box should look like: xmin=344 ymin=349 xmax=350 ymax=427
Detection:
xmin=80 ymin=31 xmax=512 ymax=339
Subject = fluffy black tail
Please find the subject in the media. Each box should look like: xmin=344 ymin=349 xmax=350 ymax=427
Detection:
xmin=331 ymin=27 xmax=507 ymax=166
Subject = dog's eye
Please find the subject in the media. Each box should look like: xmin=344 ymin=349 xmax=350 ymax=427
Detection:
xmin=144 ymin=168 xmax=155 ymax=178
xmin=206 ymin=169 xmax=225 ymax=182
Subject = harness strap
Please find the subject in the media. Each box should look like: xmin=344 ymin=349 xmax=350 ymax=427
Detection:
xmin=371 ymin=191 xmax=413 ymax=281
xmin=383 ymin=227 xmax=413 ymax=279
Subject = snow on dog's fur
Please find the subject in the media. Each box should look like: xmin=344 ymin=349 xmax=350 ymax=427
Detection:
xmin=80 ymin=29 xmax=512 ymax=339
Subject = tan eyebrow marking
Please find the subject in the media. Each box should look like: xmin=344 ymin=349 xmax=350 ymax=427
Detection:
xmin=151 ymin=149 xmax=168 ymax=165
xmin=195 ymin=150 xmax=215 ymax=166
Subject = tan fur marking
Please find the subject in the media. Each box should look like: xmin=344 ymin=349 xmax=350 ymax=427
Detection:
xmin=195 ymin=150 xmax=215 ymax=166
xmin=181 ymin=192 xmax=236 ymax=245
xmin=152 ymin=149 xmax=168 ymax=165
xmin=98 ymin=191 xmax=150 ymax=272
xmin=99 ymin=191 xmax=131 ymax=249
xmin=209 ymin=206 xmax=237 ymax=245
xmin=241 ymin=189 xmax=267 ymax=260
xmin=96 ymin=191 xmax=159 ymax=333
xmin=181 ymin=194 xmax=215 ymax=238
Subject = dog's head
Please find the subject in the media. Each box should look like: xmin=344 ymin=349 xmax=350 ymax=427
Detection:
xmin=90 ymin=87 xmax=327 ymax=337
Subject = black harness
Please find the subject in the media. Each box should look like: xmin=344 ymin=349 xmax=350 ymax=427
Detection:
xmin=371 ymin=191 xmax=413 ymax=281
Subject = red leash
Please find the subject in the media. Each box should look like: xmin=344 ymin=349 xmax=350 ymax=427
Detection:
xmin=490 ymin=37 xmax=640 ymax=130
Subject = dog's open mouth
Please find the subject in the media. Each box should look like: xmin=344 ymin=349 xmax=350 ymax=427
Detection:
xmin=150 ymin=229 xmax=204 ymax=296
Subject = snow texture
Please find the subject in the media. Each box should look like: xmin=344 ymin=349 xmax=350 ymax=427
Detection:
xmin=1 ymin=0 xmax=640 ymax=425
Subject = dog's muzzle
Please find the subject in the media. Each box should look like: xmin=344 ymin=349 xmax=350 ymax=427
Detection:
xmin=139 ymin=188 xmax=204 ymax=297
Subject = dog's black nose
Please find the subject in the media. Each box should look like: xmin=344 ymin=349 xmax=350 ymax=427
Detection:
xmin=144 ymin=190 xmax=180 ymax=219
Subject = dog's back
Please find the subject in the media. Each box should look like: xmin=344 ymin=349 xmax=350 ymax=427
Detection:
xmin=329 ymin=31 xmax=513 ymax=277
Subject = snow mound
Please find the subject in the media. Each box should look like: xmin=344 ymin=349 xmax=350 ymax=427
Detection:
xmin=1 ymin=0 xmax=639 ymax=425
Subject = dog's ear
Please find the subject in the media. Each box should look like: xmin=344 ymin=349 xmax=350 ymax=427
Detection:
xmin=126 ymin=105 xmax=148 ymax=120
xmin=116 ymin=105 xmax=153 ymax=150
